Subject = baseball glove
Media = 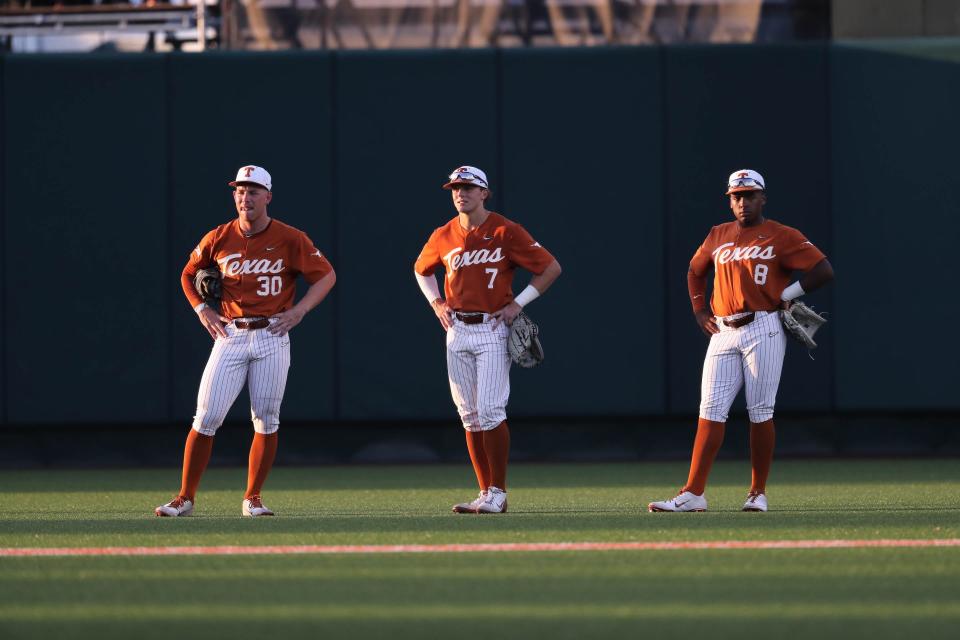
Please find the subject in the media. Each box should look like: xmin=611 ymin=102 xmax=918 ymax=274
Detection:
xmin=508 ymin=312 xmax=544 ymax=368
xmin=193 ymin=267 xmax=222 ymax=304
xmin=779 ymin=301 xmax=827 ymax=349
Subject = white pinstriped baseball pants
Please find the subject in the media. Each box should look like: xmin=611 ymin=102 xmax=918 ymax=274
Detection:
xmin=446 ymin=316 xmax=511 ymax=432
xmin=699 ymin=311 xmax=787 ymax=424
xmin=192 ymin=318 xmax=291 ymax=436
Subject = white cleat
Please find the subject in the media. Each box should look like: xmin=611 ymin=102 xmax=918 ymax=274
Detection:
xmin=155 ymin=496 xmax=194 ymax=517
xmin=476 ymin=486 xmax=508 ymax=514
xmin=452 ymin=491 xmax=488 ymax=514
xmin=242 ymin=495 xmax=275 ymax=517
xmin=742 ymin=492 xmax=768 ymax=512
xmin=648 ymin=490 xmax=708 ymax=512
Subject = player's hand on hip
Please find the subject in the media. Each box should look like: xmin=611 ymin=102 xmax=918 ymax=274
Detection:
xmin=268 ymin=308 xmax=305 ymax=337
xmin=431 ymin=299 xmax=454 ymax=331
xmin=491 ymin=301 xmax=522 ymax=329
xmin=199 ymin=307 xmax=230 ymax=340
xmin=695 ymin=309 xmax=720 ymax=336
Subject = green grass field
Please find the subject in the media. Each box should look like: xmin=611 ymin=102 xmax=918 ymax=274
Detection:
xmin=2 ymin=459 xmax=959 ymax=639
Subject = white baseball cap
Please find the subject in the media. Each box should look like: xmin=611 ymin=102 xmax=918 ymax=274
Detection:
xmin=726 ymin=169 xmax=765 ymax=195
xmin=442 ymin=165 xmax=489 ymax=190
xmin=229 ymin=165 xmax=272 ymax=191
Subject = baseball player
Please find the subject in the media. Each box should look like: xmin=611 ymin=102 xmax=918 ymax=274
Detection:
xmin=414 ymin=166 xmax=562 ymax=514
xmin=155 ymin=165 xmax=336 ymax=517
xmin=649 ymin=169 xmax=833 ymax=513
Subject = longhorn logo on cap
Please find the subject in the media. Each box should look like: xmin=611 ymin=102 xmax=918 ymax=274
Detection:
xmin=737 ymin=171 xmax=749 ymax=178
xmin=242 ymin=166 xmax=256 ymax=177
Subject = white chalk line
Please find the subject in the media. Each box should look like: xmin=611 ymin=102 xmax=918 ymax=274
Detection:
xmin=2 ymin=538 xmax=959 ymax=557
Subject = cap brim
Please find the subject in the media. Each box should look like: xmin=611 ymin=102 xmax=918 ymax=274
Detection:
xmin=229 ymin=180 xmax=270 ymax=190
xmin=726 ymin=185 xmax=763 ymax=195
xmin=442 ymin=179 xmax=488 ymax=190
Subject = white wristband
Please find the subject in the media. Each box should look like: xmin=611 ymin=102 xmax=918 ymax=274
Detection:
xmin=781 ymin=281 xmax=805 ymax=302
xmin=414 ymin=271 xmax=442 ymax=305
xmin=514 ymin=284 xmax=541 ymax=308
xmin=194 ymin=302 xmax=208 ymax=313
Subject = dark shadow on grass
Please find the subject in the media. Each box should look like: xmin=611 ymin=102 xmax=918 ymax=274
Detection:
xmin=4 ymin=459 xmax=960 ymax=493
xmin=2 ymin=509 xmax=958 ymax=541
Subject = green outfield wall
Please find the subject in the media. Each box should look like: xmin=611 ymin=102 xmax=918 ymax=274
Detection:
xmin=1 ymin=42 xmax=956 ymax=426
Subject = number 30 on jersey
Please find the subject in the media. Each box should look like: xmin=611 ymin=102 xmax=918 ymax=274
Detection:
xmin=257 ymin=275 xmax=283 ymax=296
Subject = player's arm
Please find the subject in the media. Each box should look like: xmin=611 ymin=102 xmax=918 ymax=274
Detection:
xmin=181 ymin=259 xmax=230 ymax=340
xmin=414 ymin=233 xmax=454 ymax=331
xmin=688 ymin=248 xmax=718 ymax=336
xmin=780 ymin=259 xmax=835 ymax=309
xmin=269 ymin=269 xmax=337 ymax=337
xmin=491 ymin=258 xmax=562 ymax=328
xmin=415 ymin=270 xmax=454 ymax=331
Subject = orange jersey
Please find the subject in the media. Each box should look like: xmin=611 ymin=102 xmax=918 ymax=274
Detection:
xmin=181 ymin=218 xmax=334 ymax=319
xmin=689 ymin=219 xmax=826 ymax=317
xmin=414 ymin=212 xmax=555 ymax=313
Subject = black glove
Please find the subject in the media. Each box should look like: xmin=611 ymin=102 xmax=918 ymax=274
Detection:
xmin=193 ymin=267 xmax=222 ymax=305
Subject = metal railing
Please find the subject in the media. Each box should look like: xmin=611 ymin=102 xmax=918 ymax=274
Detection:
xmin=0 ymin=2 xmax=215 ymax=50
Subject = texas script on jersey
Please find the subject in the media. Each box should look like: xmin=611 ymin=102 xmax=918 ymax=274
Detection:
xmin=217 ymin=253 xmax=286 ymax=276
xmin=712 ymin=243 xmax=776 ymax=264
xmin=442 ymin=246 xmax=505 ymax=275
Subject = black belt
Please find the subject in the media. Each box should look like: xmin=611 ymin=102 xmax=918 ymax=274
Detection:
xmin=722 ymin=312 xmax=756 ymax=329
xmin=455 ymin=312 xmax=486 ymax=325
xmin=234 ymin=318 xmax=270 ymax=330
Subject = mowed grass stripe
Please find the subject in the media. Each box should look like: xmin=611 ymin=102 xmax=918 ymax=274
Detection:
xmin=2 ymin=602 xmax=960 ymax=621
xmin=3 ymin=538 xmax=959 ymax=556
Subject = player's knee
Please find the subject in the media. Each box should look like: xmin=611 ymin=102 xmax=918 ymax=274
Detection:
xmin=477 ymin=407 xmax=506 ymax=431
xmin=251 ymin=408 xmax=280 ymax=434
xmin=251 ymin=398 xmax=282 ymax=434
xmin=456 ymin=408 xmax=480 ymax=431
xmin=191 ymin=416 xmax=221 ymax=437
xmin=699 ymin=407 xmax=729 ymax=423
xmin=252 ymin=417 xmax=279 ymax=434
xmin=747 ymin=407 xmax=774 ymax=423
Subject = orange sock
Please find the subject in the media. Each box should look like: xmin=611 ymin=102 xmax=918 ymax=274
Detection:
xmin=683 ymin=418 xmax=726 ymax=496
xmin=245 ymin=432 xmax=278 ymax=499
xmin=464 ymin=430 xmax=492 ymax=491
xmin=483 ymin=421 xmax=510 ymax=491
xmin=749 ymin=420 xmax=775 ymax=494
xmin=179 ymin=429 xmax=214 ymax=501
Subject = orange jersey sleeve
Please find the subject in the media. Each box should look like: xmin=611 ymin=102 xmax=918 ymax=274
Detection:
xmin=414 ymin=228 xmax=444 ymax=277
xmin=692 ymin=219 xmax=826 ymax=317
xmin=182 ymin=219 xmax=333 ymax=319
xmin=414 ymin=212 xmax=556 ymax=313
xmin=182 ymin=226 xmax=226 ymax=309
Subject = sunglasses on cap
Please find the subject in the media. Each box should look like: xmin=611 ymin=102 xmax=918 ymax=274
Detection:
xmin=728 ymin=177 xmax=764 ymax=190
xmin=448 ymin=171 xmax=488 ymax=187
